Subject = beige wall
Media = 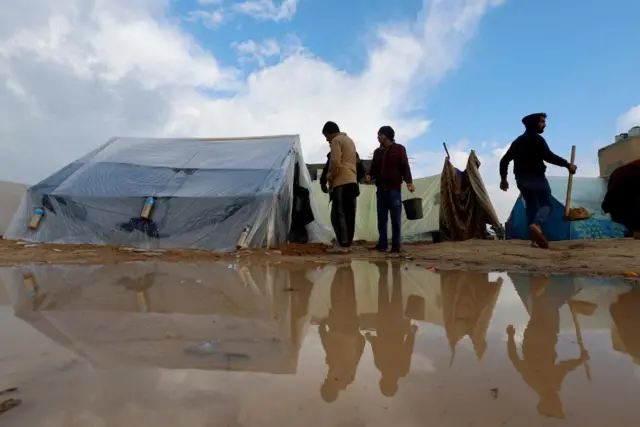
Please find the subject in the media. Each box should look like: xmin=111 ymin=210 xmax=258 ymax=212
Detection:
xmin=0 ymin=181 xmax=27 ymax=234
xmin=598 ymin=136 xmax=640 ymax=178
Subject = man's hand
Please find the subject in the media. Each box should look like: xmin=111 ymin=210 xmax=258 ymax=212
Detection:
xmin=320 ymin=183 xmax=329 ymax=194
xmin=407 ymin=182 xmax=415 ymax=193
xmin=364 ymin=174 xmax=372 ymax=184
xmin=580 ymin=349 xmax=590 ymax=362
xmin=568 ymin=164 xmax=578 ymax=175
xmin=500 ymin=179 xmax=509 ymax=192
xmin=506 ymin=325 xmax=516 ymax=337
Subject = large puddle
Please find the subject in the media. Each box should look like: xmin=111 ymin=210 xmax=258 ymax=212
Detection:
xmin=0 ymin=260 xmax=639 ymax=426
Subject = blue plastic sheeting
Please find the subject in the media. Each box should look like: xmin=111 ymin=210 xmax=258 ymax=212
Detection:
xmin=505 ymin=177 xmax=627 ymax=241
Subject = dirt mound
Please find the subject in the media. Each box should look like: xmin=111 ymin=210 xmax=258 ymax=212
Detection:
xmin=273 ymin=242 xmax=331 ymax=256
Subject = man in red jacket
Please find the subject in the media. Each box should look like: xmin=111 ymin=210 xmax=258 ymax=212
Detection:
xmin=367 ymin=126 xmax=415 ymax=252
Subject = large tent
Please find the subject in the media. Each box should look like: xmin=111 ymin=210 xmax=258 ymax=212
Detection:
xmin=310 ymin=151 xmax=503 ymax=242
xmin=311 ymin=175 xmax=441 ymax=242
xmin=5 ymin=136 xmax=331 ymax=251
xmin=505 ymin=177 xmax=627 ymax=241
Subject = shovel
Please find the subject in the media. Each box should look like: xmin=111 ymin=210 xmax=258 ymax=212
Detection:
xmin=568 ymin=299 xmax=593 ymax=382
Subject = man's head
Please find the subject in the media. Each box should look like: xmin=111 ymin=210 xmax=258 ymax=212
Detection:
xmin=377 ymin=126 xmax=395 ymax=147
xmin=379 ymin=376 xmax=399 ymax=397
xmin=522 ymin=113 xmax=547 ymax=134
xmin=322 ymin=121 xmax=340 ymax=143
xmin=320 ymin=378 xmax=339 ymax=402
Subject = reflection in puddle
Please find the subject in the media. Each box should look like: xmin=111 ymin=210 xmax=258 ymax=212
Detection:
xmin=0 ymin=260 xmax=639 ymax=426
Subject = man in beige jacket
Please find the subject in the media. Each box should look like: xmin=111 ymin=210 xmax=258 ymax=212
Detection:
xmin=322 ymin=121 xmax=359 ymax=252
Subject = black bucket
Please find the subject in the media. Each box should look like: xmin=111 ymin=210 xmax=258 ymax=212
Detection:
xmin=402 ymin=197 xmax=423 ymax=220
xmin=405 ymin=295 xmax=426 ymax=320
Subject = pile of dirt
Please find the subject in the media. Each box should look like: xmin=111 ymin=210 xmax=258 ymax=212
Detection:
xmin=273 ymin=242 xmax=331 ymax=256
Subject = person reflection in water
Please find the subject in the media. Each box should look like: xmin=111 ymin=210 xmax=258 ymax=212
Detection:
xmin=366 ymin=262 xmax=417 ymax=397
xmin=319 ymin=264 xmax=366 ymax=402
xmin=506 ymin=275 xmax=589 ymax=419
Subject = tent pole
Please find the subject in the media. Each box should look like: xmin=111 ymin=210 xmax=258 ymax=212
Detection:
xmin=564 ymin=145 xmax=577 ymax=218
xmin=443 ymin=142 xmax=450 ymax=159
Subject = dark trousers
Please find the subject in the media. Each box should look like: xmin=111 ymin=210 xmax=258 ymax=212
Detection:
xmin=517 ymin=176 xmax=552 ymax=227
xmin=331 ymin=184 xmax=357 ymax=247
xmin=376 ymin=189 xmax=402 ymax=249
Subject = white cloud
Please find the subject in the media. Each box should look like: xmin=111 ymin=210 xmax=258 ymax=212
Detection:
xmin=233 ymin=0 xmax=298 ymax=22
xmin=185 ymin=9 xmax=226 ymax=29
xmin=0 ymin=0 xmax=502 ymax=198
xmin=232 ymin=36 xmax=302 ymax=66
xmin=616 ymin=105 xmax=640 ymax=134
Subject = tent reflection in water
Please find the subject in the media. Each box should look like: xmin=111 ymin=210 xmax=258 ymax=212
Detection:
xmin=0 ymin=261 xmax=312 ymax=374
xmin=439 ymin=270 xmax=502 ymax=365
xmin=5 ymin=135 xmax=331 ymax=251
xmin=610 ymin=286 xmax=640 ymax=365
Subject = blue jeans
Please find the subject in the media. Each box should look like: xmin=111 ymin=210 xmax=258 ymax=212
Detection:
xmin=517 ymin=176 xmax=552 ymax=227
xmin=376 ymin=189 xmax=402 ymax=249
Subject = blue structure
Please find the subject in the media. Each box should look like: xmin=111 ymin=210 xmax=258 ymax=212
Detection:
xmin=505 ymin=177 xmax=628 ymax=241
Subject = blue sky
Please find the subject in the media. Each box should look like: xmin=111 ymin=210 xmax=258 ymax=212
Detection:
xmin=169 ymin=0 xmax=640 ymax=161
xmin=1 ymin=0 xmax=639 ymax=218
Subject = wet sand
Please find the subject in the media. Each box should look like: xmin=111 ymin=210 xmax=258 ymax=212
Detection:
xmin=0 ymin=237 xmax=638 ymax=279
xmin=1 ymin=260 xmax=639 ymax=426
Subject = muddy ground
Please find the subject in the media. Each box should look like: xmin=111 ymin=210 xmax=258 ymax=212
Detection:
xmin=0 ymin=237 xmax=638 ymax=279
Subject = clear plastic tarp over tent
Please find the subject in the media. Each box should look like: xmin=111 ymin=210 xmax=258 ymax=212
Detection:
xmin=5 ymin=136 xmax=332 ymax=251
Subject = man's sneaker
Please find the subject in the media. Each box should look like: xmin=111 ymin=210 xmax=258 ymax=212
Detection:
xmin=326 ymin=245 xmax=350 ymax=254
xmin=390 ymin=246 xmax=402 ymax=254
xmin=369 ymin=245 xmax=387 ymax=252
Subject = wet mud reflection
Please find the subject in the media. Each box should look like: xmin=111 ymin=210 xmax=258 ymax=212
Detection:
xmin=0 ymin=260 xmax=638 ymax=426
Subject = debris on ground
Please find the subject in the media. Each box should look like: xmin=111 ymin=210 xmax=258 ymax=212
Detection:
xmin=0 ymin=388 xmax=18 ymax=396
xmin=0 ymin=398 xmax=22 ymax=415
xmin=273 ymin=242 xmax=331 ymax=256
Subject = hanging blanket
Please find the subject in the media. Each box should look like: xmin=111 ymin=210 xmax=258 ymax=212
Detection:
xmin=439 ymin=150 xmax=504 ymax=241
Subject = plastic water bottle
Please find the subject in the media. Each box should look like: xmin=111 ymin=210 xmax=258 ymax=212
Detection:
xmin=236 ymin=226 xmax=250 ymax=249
xmin=28 ymin=208 xmax=44 ymax=230
xmin=23 ymin=275 xmax=37 ymax=298
xmin=140 ymin=197 xmax=155 ymax=219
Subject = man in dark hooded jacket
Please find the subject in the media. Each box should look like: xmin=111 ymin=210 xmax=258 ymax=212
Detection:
xmin=499 ymin=113 xmax=577 ymax=248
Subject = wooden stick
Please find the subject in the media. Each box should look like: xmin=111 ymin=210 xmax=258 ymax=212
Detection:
xmin=564 ymin=145 xmax=576 ymax=218
xmin=443 ymin=142 xmax=450 ymax=159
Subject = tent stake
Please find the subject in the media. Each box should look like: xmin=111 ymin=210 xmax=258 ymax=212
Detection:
xmin=564 ymin=145 xmax=576 ymax=218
